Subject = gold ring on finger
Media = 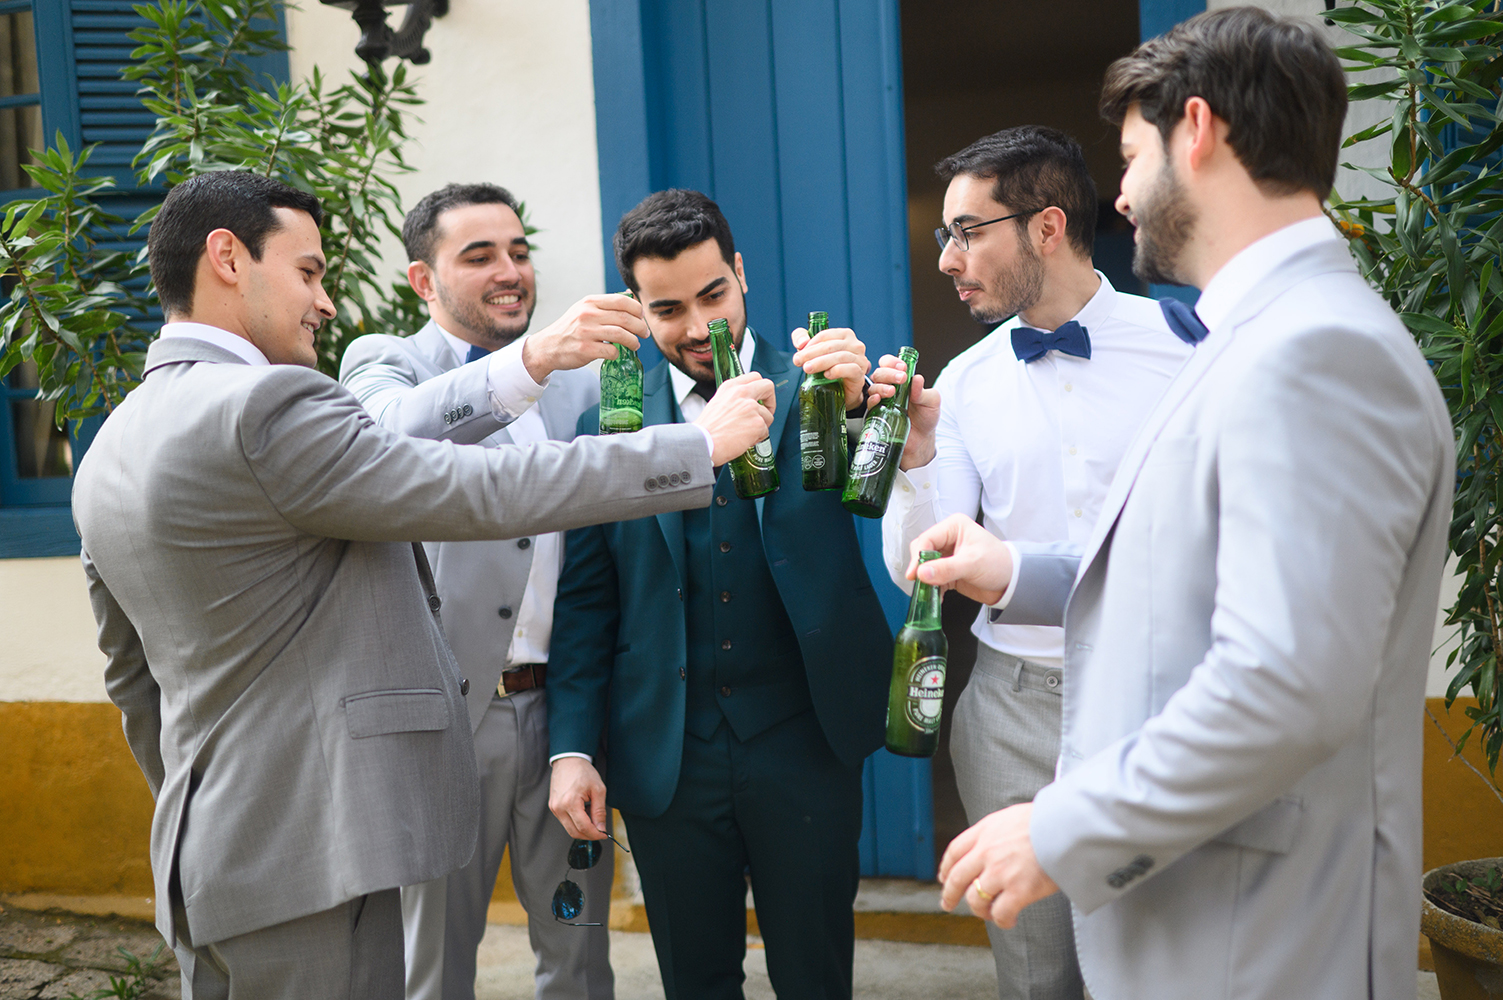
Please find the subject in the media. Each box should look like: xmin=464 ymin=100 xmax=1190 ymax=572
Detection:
xmin=973 ymin=879 xmax=993 ymax=903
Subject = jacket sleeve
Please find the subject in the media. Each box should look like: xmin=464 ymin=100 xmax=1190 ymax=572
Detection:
xmin=83 ymin=547 xmax=165 ymax=798
xmin=986 ymin=540 xmax=1081 ymax=627
xmin=239 ymin=366 xmax=713 ymax=543
xmin=338 ymin=334 xmax=512 ymax=445
xmin=545 ymin=414 xmax=620 ymax=757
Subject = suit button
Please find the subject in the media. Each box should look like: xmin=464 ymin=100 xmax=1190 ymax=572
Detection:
xmin=460 ymin=678 xmax=470 ymax=696
xmin=669 ymin=473 xmax=680 ymax=486
xmin=681 ymin=470 xmax=691 ymax=483
xmin=721 ymin=639 xmax=732 ymax=651
xmin=720 ymin=685 xmax=731 ymax=696
xmin=462 ymin=403 xmax=473 ymax=416
xmin=679 ymin=667 xmax=686 ymax=680
xmin=657 ymin=475 xmax=669 ymax=487
xmin=517 ymin=538 xmax=531 ymax=550
xmin=719 ymin=541 xmax=731 ymax=553
xmin=498 ymin=607 xmax=512 ymax=619
xmin=720 ymin=591 xmax=731 ymax=603
xmin=428 ymin=594 xmax=441 ymax=612
xmin=715 ymin=496 xmax=728 ymax=507
xmin=645 ymin=478 xmax=658 ymax=491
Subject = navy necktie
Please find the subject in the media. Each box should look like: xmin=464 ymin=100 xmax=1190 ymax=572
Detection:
xmin=464 ymin=343 xmax=490 ymax=365
xmin=1159 ymin=298 xmax=1209 ymax=345
xmin=1011 ymin=320 xmax=1090 ymax=364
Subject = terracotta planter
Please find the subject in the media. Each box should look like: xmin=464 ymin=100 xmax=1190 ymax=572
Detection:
xmin=1422 ymin=859 xmax=1503 ymax=1000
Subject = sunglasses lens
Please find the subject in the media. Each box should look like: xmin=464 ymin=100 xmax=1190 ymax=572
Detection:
xmin=568 ymin=838 xmax=602 ymax=870
xmin=552 ymin=879 xmax=584 ymax=921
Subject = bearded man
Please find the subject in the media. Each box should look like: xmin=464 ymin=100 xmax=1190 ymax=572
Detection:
xmin=871 ymin=125 xmax=1190 ymax=1000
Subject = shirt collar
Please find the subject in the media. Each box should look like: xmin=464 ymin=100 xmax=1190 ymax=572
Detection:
xmin=1195 ymin=216 xmax=1342 ymax=332
xmin=669 ymin=328 xmax=758 ymax=407
xmin=434 ymin=321 xmax=493 ymax=368
xmin=158 ymin=322 xmax=270 ymax=366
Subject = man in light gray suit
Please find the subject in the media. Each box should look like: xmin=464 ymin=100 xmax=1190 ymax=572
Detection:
xmin=340 ymin=183 xmax=623 ymax=1000
xmin=909 ymin=10 xmax=1453 ymax=1000
xmin=72 ymin=171 xmax=775 ymax=1000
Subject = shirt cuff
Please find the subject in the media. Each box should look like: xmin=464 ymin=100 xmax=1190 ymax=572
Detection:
xmin=485 ymin=337 xmax=549 ymax=421
xmin=986 ymin=542 xmax=1024 ymax=614
xmin=898 ymin=456 xmax=940 ymax=499
xmin=549 ymin=752 xmax=594 ymax=765
xmin=694 ymin=423 xmax=715 ymax=458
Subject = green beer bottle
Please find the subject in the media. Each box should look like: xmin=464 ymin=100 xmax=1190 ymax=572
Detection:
xmin=842 ymin=345 xmax=918 ymax=518
xmin=798 ymin=311 xmax=848 ymax=492
xmin=708 ymin=317 xmax=780 ymax=499
xmin=885 ymin=549 xmax=948 ymax=757
xmin=598 ymin=292 xmax=644 ymax=433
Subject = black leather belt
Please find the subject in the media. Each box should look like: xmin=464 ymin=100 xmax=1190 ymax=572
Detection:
xmin=499 ymin=662 xmax=546 ymax=696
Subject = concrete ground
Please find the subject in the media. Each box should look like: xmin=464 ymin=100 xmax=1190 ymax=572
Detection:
xmin=0 ymin=900 xmax=1447 ymax=999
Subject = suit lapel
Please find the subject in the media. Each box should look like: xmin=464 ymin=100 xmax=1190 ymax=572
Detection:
xmin=412 ymin=321 xmax=457 ymax=372
xmin=644 ymin=361 xmax=688 ymax=588
xmin=1077 ymin=240 xmax=1361 ymax=577
xmin=749 ymin=335 xmax=797 ymax=530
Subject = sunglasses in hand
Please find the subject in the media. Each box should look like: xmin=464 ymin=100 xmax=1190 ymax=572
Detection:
xmin=551 ymin=832 xmax=629 ymax=926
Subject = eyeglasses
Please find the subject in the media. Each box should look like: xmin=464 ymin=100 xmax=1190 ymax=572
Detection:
xmin=551 ymin=833 xmax=629 ymax=926
xmin=934 ymin=210 xmax=1039 ymax=252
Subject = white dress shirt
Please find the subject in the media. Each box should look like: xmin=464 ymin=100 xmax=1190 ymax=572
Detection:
xmin=158 ymin=322 xmax=270 ymax=366
xmin=882 ymin=273 xmax=1192 ymax=667
xmin=436 ymin=325 xmax=560 ymax=668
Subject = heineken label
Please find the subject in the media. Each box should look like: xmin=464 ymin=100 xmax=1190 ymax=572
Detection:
xmin=849 ymin=437 xmax=890 ymax=478
xmin=747 ymin=437 xmax=776 ymax=470
xmin=902 ymin=656 xmax=946 ymax=733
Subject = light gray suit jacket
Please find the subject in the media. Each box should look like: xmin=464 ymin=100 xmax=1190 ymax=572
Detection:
xmin=995 ymin=240 xmax=1453 ymax=999
xmin=339 ymin=322 xmax=599 ymax=730
xmin=73 ymin=336 xmax=712 ymax=947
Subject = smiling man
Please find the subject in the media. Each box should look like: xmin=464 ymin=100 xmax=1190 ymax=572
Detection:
xmin=547 ymin=188 xmax=891 ymax=1000
xmin=869 ymin=125 xmax=1189 ymax=1000
xmin=340 ymin=182 xmax=655 ymax=1000
xmin=73 ymin=171 xmax=777 ymax=1000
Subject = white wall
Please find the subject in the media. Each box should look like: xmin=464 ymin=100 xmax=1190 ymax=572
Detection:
xmin=283 ymin=0 xmax=608 ymax=331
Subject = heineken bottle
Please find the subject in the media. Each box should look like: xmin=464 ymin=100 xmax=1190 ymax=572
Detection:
xmin=885 ymin=549 xmax=947 ymax=757
xmin=798 ymin=311 xmax=848 ymax=492
xmin=598 ymin=293 xmax=644 ymax=433
xmin=708 ymin=317 xmax=780 ymax=499
xmin=842 ymin=345 xmax=918 ymax=518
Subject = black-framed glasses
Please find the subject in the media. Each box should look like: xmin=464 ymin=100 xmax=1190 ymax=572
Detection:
xmin=551 ymin=833 xmax=629 ymax=926
xmin=934 ymin=210 xmax=1039 ymax=252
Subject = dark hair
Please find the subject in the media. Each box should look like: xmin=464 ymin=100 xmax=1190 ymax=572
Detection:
xmin=614 ymin=189 xmax=736 ymax=292
xmin=1099 ymin=6 xmax=1347 ymax=199
xmin=402 ymin=183 xmax=523 ymax=265
xmin=935 ymin=126 xmax=1099 ymax=256
xmin=147 ymin=171 xmax=323 ymax=317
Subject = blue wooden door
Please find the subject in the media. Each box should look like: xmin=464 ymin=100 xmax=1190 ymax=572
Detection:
xmin=590 ymin=0 xmax=934 ymax=878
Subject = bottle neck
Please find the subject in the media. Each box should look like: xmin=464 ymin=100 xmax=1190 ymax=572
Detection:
xmin=905 ymin=577 xmax=942 ymax=629
xmin=709 ymin=323 xmax=741 ymax=384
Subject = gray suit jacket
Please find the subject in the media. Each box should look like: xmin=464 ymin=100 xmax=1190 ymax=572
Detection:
xmin=73 ymin=336 xmax=712 ymax=946
xmin=995 ymin=240 xmax=1453 ymax=999
xmin=339 ymin=322 xmax=600 ymax=729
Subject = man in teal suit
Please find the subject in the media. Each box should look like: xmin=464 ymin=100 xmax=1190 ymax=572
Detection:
xmin=548 ymin=190 xmax=891 ymax=999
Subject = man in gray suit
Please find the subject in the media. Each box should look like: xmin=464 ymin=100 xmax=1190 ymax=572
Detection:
xmin=340 ymin=183 xmax=624 ymax=1000
xmin=910 ymin=10 xmax=1452 ymax=1000
xmin=73 ymin=170 xmax=774 ymax=1000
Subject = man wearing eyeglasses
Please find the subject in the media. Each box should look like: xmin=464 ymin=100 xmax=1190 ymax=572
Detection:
xmin=870 ymin=125 xmax=1190 ymax=1000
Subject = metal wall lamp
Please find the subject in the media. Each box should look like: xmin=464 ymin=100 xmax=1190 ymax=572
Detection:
xmin=319 ymin=0 xmax=449 ymax=65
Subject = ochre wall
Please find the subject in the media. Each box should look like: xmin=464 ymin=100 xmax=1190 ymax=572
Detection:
xmin=5 ymin=698 xmax=1499 ymax=902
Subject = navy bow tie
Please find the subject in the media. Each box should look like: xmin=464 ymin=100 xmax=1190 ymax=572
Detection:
xmin=1159 ymin=298 xmax=1209 ymax=345
xmin=464 ymin=343 xmax=491 ymax=365
xmin=1011 ymin=320 xmax=1091 ymax=364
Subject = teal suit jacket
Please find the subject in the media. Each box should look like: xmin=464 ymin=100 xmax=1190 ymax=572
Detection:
xmin=548 ymin=338 xmax=892 ymax=817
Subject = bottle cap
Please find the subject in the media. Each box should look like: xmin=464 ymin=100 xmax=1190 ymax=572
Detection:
xmin=918 ymin=549 xmax=941 ymax=563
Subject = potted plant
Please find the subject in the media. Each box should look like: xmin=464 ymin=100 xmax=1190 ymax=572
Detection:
xmin=1326 ymin=1 xmax=1503 ymax=994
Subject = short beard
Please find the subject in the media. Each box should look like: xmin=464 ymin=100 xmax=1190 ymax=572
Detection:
xmin=970 ymin=227 xmax=1046 ymax=325
xmin=435 ymin=280 xmax=534 ymax=349
xmin=1132 ymin=159 xmax=1197 ymax=287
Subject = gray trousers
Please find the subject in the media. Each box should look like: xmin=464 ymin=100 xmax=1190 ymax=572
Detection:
xmin=174 ymin=887 xmax=403 ymax=1000
xmin=951 ymin=645 xmax=1083 ymax=1000
xmin=402 ymin=688 xmax=614 ymax=1000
